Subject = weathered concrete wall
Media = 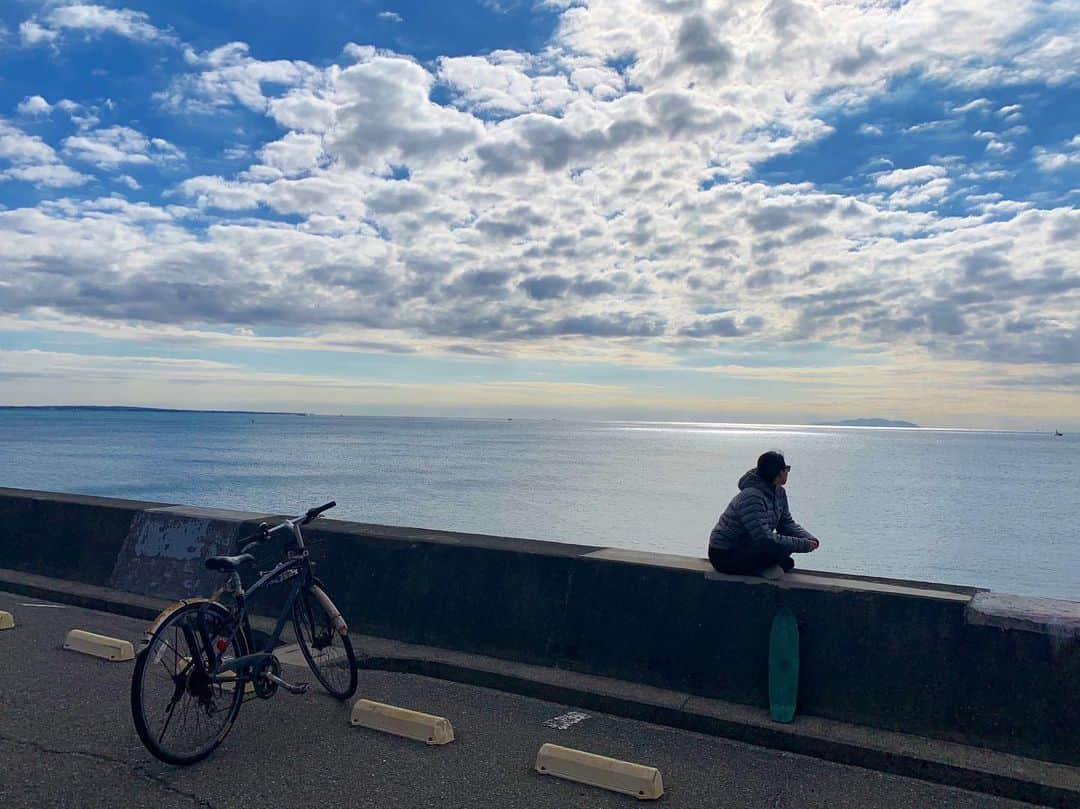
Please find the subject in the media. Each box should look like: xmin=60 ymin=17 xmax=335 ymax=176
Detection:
xmin=111 ymin=505 xmax=280 ymax=601
xmin=0 ymin=488 xmax=172 ymax=587
xmin=0 ymin=488 xmax=1076 ymax=767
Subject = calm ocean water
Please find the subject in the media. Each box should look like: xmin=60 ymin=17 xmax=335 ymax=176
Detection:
xmin=1 ymin=409 xmax=1076 ymax=600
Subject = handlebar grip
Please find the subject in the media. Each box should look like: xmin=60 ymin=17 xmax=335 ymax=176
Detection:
xmin=236 ymin=521 xmax=270 ymax=550
xmin=309 ymin=501 xmax=336 ymax=517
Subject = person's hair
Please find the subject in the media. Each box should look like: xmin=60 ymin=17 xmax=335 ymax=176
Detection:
xmin=756 ymin=450 xmax=787 ymax=482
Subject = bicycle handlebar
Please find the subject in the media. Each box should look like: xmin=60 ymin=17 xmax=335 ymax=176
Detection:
xmin=237 ymin=522 xmax=270 ymax=552
xmin=236 ymin=501 xmax=337 ymax=551
xmin=301 ymin=501 xmax=336 ymax=525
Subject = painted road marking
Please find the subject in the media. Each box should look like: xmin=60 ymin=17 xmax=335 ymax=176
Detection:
xmin=276 ymin=641 xmax=347 ymax=669
xmin=543 ymin=711 xmax=590 ymax=729
xmin=535 ymin=743 xmax=664 ymax=800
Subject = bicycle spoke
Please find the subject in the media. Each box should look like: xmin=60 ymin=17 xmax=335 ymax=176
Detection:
xmin=157 ymin=697 xmax=178 ymax=744
xmin=293 ymin=587 xmax=356 ymax=699
xmin=134 ymin=604 xmax=244 ymax=763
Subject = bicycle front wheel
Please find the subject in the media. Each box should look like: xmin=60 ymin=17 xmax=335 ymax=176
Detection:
xmin=131 ymin=601 xmax=248 ymax=765
xmin=292 ymin=585 xmax=357 ymax=699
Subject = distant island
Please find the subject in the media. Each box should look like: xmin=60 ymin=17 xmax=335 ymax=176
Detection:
xmin=817 ymin=418 xmax=919 ymax=428
xmin=0 ymin=405 xmax=306 ymax=416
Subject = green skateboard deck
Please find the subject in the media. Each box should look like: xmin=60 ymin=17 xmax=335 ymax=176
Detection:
xmin=768 ymin=610 xmax=799 ymax=723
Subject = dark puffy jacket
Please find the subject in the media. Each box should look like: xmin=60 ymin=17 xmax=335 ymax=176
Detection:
xmin=708 ymin=469 xmax=817 ymax=553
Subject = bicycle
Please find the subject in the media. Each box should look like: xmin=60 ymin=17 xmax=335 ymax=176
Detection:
xmin=130 ymin=501 xmax=358 ymax=765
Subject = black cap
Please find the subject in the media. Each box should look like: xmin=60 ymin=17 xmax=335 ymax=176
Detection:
xmin=756 ymin=451 xmax=789 ymax=482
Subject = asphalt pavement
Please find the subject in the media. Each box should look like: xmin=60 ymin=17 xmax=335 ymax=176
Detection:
xmin=0 ymin=590 xmax=1043 ymax=809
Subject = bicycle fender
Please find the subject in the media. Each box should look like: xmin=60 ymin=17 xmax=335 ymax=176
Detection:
xmin=145 ymin=597 xmax=218 ymax=637
xmin=309 ymin=585 xmax=348 ymax=635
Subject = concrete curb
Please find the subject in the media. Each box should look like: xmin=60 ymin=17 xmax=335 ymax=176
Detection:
xmin=359 ymin=654 xmax=1078 ymax=808
xmin=1 ymin=568 xmax=1076 ymax=808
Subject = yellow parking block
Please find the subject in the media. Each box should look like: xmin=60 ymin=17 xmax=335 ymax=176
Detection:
xmin=63 ymin=629 xmax=135 ymax=661
xmin=535 ymin=743 xmax=664 ymax=800
xmin=0 ymin=611 xmax=13 ymax=630
xmin=349 ymin=699 xmax=455 ymax=745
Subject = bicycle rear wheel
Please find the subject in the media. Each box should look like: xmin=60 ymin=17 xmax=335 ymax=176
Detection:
xmin=131 ymin=601 xmax=248 ymax=765
xmin=292 ymin=585 xmax=357 ymax=699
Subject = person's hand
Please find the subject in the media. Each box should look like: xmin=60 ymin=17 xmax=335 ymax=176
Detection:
xmin=808 ymin=538 xmax=820 ymax=551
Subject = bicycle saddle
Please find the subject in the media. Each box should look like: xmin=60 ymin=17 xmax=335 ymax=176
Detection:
xmin=204 ymin=553 xmax=255 ymax=571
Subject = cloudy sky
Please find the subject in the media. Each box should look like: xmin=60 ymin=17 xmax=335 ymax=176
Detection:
xmin=0 ymin=0 xmax=1077 ymax=428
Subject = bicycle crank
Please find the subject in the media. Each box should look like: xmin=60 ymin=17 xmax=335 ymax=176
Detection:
xmin=252 ymin=656 xmax=281 ymax=699
xmin=266 ymin=672 xmax=310 ymax=695
xmin=253 ymin=656 xmax=309 ymax=697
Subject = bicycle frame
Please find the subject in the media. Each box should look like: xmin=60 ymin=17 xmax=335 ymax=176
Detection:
xmin=192 ymin=517 xmax=344 ymax=684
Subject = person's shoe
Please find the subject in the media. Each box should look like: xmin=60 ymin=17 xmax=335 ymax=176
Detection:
xmin=780 ymin=557 xmax=796 ymax=573
xmin=759 ymin=564 xmax=785 ymax=580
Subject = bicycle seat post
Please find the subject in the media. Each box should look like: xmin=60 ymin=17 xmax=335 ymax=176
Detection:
xmin=225 ymin=571 xmax=243 ymax=597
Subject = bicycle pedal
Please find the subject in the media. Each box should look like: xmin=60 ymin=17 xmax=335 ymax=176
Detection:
xmin=267 ymin=672 xmax=309 ymax=695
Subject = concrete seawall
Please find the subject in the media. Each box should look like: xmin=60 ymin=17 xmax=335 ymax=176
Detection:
xmin=1 ymin=487 xmax=1076 ymax=767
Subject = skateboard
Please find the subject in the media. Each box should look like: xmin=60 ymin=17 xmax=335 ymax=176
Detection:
xmin=768 ymin=609 xmax=799 ymax=723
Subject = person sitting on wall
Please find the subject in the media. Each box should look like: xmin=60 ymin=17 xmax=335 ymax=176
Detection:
xmin=708 ymin=451 xmax=820 ymax=580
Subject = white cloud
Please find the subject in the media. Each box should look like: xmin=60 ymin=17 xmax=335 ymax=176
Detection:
xmin=0 ymin=0 xmax=1077 ymax=416
xmin=439 ymin=52 xmax=577 ymax=116
xmin=996 ymin=104 xmax=1025 ymax=123
xmin=323 ymin=53 xmax=484 ymax=172
xmin=874 ymin=165 xmax=948 ymax=188
xmin=53 ymin=99 xmax=100 ymax=129
xmin=886 ymin=177 xmax=951 ymax=207
xmin=0 ymin=120 xmax=58 ymax=164
xmin=20 ymin=4 xmax=175 ymax=48
xmin=1033 ymin=136 xmax=1080 ymax=171
xmin=1 ymin=163 xmax=91 ymax=187
xmin=257 ymin=132 xmax=326 ymax=177
xmin=0 ymin=119 xmax=91 ymax=187
xmin=951 ymin=98 xmax=991 ymax=113
xmin=62 ymin=126 xmax=184 ymax=169
xmin=160 ymin=42 xmax=323 ymax=113
xmin=904 ymin=120 xmax=949 ymax=134
xmin=19 ymin=20 xmax=58 ymax=46
xmin=16 ymin=95 xmax=53 ymax=116
xmin=266 ymin=90 xmax=338 ymax=133
xmin=377 ymin=11 xmax=403 ymax=23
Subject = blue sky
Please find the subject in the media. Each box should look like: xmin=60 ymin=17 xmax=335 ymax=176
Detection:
xmin=0 ymin=1 xmax=1077 ymax=428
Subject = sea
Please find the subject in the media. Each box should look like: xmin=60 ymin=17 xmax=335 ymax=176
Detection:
xmin=1 ymin=409 xmax=1076 ymax=601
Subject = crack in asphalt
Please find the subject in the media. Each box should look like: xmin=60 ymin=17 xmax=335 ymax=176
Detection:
xmin=0 ymin=732 xmax=220 ymax=809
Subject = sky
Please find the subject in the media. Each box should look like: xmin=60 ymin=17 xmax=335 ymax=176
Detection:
xmin=0 ymin=0 xmax=1077 ymax=429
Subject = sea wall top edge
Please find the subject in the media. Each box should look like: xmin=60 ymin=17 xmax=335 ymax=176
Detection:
xmin=2 ymin=487 xmax=1068 ymax=608
xmin=0 ymin=486 xmax=176 ymax=511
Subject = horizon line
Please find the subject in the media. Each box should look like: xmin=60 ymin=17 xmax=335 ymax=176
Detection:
xmin=2 ymin=404 xmax=1069 ymax=434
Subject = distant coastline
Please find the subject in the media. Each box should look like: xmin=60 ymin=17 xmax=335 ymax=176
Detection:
xmin=816 ymin=418 xmax=920 ymax=428
xmin=0 ymin=405 xmax=306 ymax=416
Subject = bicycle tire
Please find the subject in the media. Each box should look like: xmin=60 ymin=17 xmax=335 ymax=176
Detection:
xmin=292 ymin=585 xmax=357 ymax=700
xmin=131 ymin=601 xmax=249 ymax=765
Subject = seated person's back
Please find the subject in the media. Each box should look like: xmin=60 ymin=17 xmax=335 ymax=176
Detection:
xmin=708 ymin=450 xmax=819 ymax=580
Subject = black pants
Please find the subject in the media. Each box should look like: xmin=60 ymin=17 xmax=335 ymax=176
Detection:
xmin=709 ymin=545 xmax=794 ymax=575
